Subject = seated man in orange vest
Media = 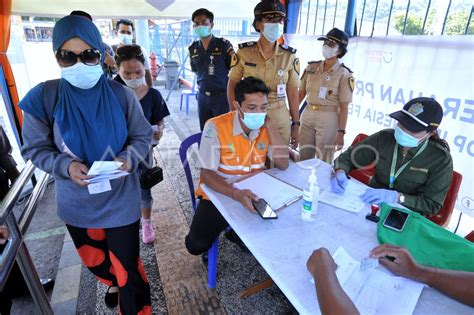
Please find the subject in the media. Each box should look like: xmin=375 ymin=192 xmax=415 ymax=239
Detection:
xmin=185 ymin=76 xmax=289 ymax=255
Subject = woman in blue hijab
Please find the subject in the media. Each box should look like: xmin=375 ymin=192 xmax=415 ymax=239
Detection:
xmin=20 ymin=15 xmax=152 ymax=313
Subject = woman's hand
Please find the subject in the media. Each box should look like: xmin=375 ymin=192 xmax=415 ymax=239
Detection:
xmin=115 ymin=157 xmax=131 ymax=173
xmin=68 ymin=161 xmax=92 ymax=186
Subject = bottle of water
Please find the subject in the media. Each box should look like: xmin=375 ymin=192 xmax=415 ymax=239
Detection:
xmin=302 ymin=168 xmax=319 ymax=221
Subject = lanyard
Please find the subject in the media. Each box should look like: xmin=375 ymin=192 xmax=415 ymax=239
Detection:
xmin=389 ymin=140 xmax=429 ymax=188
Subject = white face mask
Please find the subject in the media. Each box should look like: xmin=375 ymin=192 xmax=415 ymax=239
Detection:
xmin=61 ymin=63 xmax=103 ymax=89
xmin=262 ymin=23 xmax=284 ymax=43
xmin=322 ymin=44 xmax=339 ymax=59
xmin=123 ymin=76 xmax=145 ymax=89
xmin=118 ymin=33 xmax=133 ymax=45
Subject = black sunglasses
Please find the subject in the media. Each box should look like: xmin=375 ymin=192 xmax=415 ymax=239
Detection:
xmin=55 ymin=49 xmax=102 ymax=67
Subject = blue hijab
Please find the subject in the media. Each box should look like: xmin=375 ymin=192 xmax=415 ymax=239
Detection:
xmin=20 ymin=15 xmax=127 ymax=166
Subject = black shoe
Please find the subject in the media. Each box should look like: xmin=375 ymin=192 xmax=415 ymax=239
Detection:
xmin=224 ymin=230 xmax=249 ymax=253
xmin=40 ymin=278 xmax=54 ymax=291
xmin=201 ymin=252 xmax=208 ymax=265
xmin=104 ymin=286 xmax=119 ymax=309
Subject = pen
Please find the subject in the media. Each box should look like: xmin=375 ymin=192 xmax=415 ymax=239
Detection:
xmin=284 ymin=196 xmax=301 ymax=207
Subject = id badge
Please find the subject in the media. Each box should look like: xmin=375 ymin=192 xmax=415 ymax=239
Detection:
xmin=277 ymin=83 xmax=286 ymax=98
xmin=208 ymin=63 xmax=215 ymax=76
xmin=318 ymin=87 xmax=328 ymax=99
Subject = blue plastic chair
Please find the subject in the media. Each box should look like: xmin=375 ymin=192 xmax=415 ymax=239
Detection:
xmin=179 ymin=77 xmax=197 ymax=115
xmin=179 ymin=132 xmax=220 ymax=288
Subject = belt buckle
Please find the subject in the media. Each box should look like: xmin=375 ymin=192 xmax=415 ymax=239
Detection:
xmin=312 ymin=104 xmax=320 ymax=110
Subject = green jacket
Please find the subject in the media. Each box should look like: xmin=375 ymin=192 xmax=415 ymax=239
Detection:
xmin=335 ymin=129 xmax=453 ymax=215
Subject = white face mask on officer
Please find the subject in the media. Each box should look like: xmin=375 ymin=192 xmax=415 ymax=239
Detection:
xmin=262 ymin=23 xmax=284 ymax=43
xmin=322 ymin=44 xmax=339 ymax=59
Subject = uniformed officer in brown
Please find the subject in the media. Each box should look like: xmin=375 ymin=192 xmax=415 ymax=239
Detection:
xmin=227 ymin=0 xmax=300 ymax=148
xmin=299 ymin=28 xmax=354 ymax=163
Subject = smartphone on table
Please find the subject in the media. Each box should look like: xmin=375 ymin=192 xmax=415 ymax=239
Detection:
xmin=383 ymin=208 xmax=409 ymax=232
xmin=252 ymin=198 xmax=278 ymax=219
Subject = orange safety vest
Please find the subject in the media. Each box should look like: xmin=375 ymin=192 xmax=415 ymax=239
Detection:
xmin=196 ymin=111 xmax=270 ymax=200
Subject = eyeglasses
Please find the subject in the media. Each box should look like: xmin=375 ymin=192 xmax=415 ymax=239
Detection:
xmin=116 ymin=44 xmax=143 ymax=59
xmin=55 ymin=49 xmax=101 ymax=67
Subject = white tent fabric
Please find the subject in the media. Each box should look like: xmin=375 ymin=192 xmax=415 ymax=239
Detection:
xmin=12 ymin=0 xmax=260 ymax=19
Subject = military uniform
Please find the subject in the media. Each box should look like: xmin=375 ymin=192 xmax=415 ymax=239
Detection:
xmin=299 ymin=59 xmax=354 ymax=163
xmin=189 ymin=36 xmax=235 ymax=130
xmin=229 ymin=41 xmax=300 ymax=144
xmin=335 ymin=129 xmax=453 ymax=215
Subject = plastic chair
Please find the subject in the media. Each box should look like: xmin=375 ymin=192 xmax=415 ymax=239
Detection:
xmin=347 ymin=133 xmax=374 ymax=185
xmin=426 ymin=171 xmax=462 ymax=227
xmin=179 ymin=77 xmax=197 ymax=115
xmin=465 ymin=231 xmax=474 ymax=243
xmin=178 ymin=132 xmax=219 ymax=288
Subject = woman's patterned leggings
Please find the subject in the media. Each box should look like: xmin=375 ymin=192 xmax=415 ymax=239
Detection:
xmin=66 ymin=220 xmax=151 ymax=314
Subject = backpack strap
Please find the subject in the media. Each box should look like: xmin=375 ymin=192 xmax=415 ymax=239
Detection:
xmin=42 ymin=79 xmax=60 ymax=127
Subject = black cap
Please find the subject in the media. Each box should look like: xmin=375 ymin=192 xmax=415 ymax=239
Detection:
xmin=254 ymin=0 xmax=286 ymax=19
xmin=318 ymin=28 xmax=349 ymax=46
xmin=389 ymin=97 xmax=443 ymax=133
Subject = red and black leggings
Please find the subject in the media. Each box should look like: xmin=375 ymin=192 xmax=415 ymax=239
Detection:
xmin=66 ymin=220 xmax=151 ymax=315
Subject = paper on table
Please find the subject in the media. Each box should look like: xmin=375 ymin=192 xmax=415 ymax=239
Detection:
xmin=88 ymin=161 xmax=123 ymax=176
xmin=319 ymin=180 xmax=367 ymax=213
xmin=233 ymin=172 xmax=302 ymax=210
xmin=316 ymin=247 xmax=424 ymax=315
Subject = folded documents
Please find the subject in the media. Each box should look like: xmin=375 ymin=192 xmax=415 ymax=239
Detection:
xmin=86 ymin=161 xmax=129 ymax=183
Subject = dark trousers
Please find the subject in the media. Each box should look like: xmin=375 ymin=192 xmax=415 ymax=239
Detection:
xmin=66 ymin=221 xmax=151 ymax=315
xmin=197 ymin=92 xmax=230 ymax=131
xmin=185 ymin=200 xmax=229 ymax=255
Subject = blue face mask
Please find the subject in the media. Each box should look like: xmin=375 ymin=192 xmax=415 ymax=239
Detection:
xmin=394 ymin=124 xmax=427 ymax=148
xmin=193 ymin=25 xmax=212 ymax=38
xmin=241 ymin=112 xmax=266 ymax=130
xmin=61 ymin=63 xmax=103 ymax=89
xmin=262 ymin=23 xmax=284 ymax=42
xmin=118 ymin=33 xmax=133 ymax=45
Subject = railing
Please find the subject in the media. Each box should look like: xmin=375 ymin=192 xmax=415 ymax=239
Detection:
xmin=297 ymin=0 xmax=473 ymax=36
xmin=0 ymin=161 xmax=52 ymax=314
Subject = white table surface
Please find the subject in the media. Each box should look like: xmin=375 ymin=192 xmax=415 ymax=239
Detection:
xmin=202 ymin=159 xmax=473 ymax=315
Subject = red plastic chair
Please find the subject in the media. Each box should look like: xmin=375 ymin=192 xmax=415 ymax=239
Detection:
xmin=347 ymin=133 xmax=374 ymax=185
xmin=426 ymin=171 xmax=462 ymax=227
xmin=465 ymin=231 xmax=474 ymax=243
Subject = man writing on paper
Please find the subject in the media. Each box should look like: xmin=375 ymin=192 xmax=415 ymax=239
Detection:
xmin=185 ymin=77 xmax=289 ymax=256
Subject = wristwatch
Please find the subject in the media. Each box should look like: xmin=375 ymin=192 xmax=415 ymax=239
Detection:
xmin=398 ymin=193 xmax=406 ymax=204
xmin=291 ymin=121 xmax=301 ymax=127
xmin=337 ymin=129 xmax=346 ymax=134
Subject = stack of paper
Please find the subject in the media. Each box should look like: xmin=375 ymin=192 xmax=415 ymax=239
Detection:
xmin=319 ymin=180 xmax=367 ymax=213
xmin=233 ymin=172 xmax=302 ymax=210
xmin=86 ymin=161 xmax=129 ymax=184
xmin=329 ymin=247 xmax=424 ymax=315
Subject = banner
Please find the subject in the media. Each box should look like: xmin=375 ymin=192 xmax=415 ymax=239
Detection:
xmin=291 ymin=35 xmax=473 ymax=217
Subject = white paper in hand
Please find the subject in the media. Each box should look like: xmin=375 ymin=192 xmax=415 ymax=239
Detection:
xmin=359 ymin=258 xmax=379 ymax=272
xmin=88 ymin=161 xmax=123 ymax=176
xmin=87 ymin=180 xmax=111 ymax=194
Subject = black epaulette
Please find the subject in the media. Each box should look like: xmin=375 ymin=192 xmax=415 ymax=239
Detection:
xmin=238 ymin=41 xmax=257 ymax=49
xmin=308 ymin=60 xmax=322 ymax=64
xmin=341 ymin=63 xmax=353 ymax=73
xmin=279 ymin=44 xmax=297 ymax=53
xmin=188 ymin=40 xmax=198 ymax=51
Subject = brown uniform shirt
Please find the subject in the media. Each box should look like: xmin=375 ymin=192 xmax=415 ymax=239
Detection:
xmin=300 ymin=60 xmax=354 ymax=107
xmin=229 ymin=41 xmax=300 ymax=105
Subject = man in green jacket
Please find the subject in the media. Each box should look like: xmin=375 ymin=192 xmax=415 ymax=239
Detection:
xmin=332 ymin=97 xmax=453 ymax=215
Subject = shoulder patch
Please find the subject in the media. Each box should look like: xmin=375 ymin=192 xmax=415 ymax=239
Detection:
xmin=341 ymin=63 xmax=353 ymax=73
xmin=238 ymin=41 xmax=257 ymax=49
xmin=230 ymin=53 xmax=239 ymax=68
xmin=429 ymin=140 xmax=450 ymax=155
xmin=348 ymin=77 xmax=355 ymax=92
xmin=188 ymin=41 xmax=198 ymax=51
xmin=308 ymin=60 xmax=322 ymax=64
xmin=279 ymin=44 xmax=297 ymax=53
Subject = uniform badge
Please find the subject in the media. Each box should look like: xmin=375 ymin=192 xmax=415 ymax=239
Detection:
xmin=194 ymin=48 xmax=197 ymax=54
xmin=293 ymin=58 xmax=300 ymax=76
xmin=230 ymin=53 xmax=239 ymax=68
xmin=349 ymin=77 xmax=355 ymax=92
xmin=408 ymin=103 xmax=424 ymax=116
xmin=257 ymin=142 xmax=266 ymax=150
xmin=325 ymin=75 xmax=331 ymax=81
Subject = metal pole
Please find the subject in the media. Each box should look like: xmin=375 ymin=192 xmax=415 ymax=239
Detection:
xmin=313 ymin=0 xmax=320 ymax=35
xmin=333 ymin=0 xmax=339 ymax=28
xmin=322 ymin=0 xmax=328 ymax=35
xmin=370 ymin=0 xmax=380 ymax=37
xmin=305 ymin=0 xmax=311 ymax=35
xmin=344 ymin=0 xmax=357 ymax=37
xmin=421 ymin=0 xmax=432 ymax=35
xmin=465 ymin=5 xmax=473 ymax=35
xmin=441 ymin=0 xmax=452 ymax=35
xmin=360 ymin=0 xmax=367 ymax=36
xmin=18 ymin=173 xmax=50 ymax=235
xmin=386 ymin=0 xmax=394 ymax=35
xmin=402 ymin=0 xmax=411 ymax=35
xmin=16 ymin=242 xmax=53 ymax=314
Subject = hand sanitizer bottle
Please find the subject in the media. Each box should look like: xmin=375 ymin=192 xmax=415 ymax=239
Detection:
xmin=302 ymin=168 xmax=319 ymax=221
